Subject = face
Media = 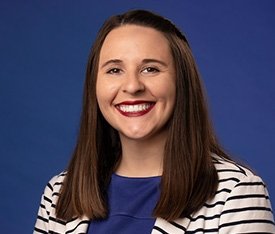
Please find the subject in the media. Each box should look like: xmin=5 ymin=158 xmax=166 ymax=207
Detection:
xmin=96 ymin=25 xmax=176 ymax=141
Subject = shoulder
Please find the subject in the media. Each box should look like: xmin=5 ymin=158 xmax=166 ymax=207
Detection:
xmin=213 ymin=154 xmax=254 ymax=177
xmin=212 ymin=155 xmax=268 ymax=200
xmin=43 ymin=172 xmax=67 ymax=199
xmin=47 ymin=172 xmax=67 ymax=191
xmin=39 ymin=172 xmax=67 ymax=215
xmin=34 ymin=172 xmax=90 ymax=233
xmin=213 ymin=155 xmax=256 ymax=183
xmin=34 ymin=172 xmax=67 ymax=233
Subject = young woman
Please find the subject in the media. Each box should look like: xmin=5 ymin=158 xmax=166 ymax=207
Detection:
xmin=34 ymin=10 xmax=275 ymax=233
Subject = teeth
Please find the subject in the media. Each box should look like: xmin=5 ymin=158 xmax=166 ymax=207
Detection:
xmin=118 ymin=103 xmax=152 ymax=113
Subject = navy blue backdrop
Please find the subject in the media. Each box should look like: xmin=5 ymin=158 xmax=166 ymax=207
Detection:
xmin=0 ymin=1 xmax=274 ymax=233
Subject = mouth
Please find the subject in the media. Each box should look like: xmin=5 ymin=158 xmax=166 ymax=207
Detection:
xmin=115 ymin=101 xmax=155 ymax=117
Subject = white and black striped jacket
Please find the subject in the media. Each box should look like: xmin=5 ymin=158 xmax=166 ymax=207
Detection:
xmin=34 ymin=156 xmax=275 ymax=233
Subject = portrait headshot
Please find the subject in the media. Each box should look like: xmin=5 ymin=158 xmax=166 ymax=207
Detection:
xmin=0 ymin=1 xmax=274 ymax=233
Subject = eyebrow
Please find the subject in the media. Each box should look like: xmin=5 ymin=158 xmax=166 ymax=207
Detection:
xmin=100 ymin=58 xmax=168 ymax=69
xmin=100 ymin=59 xmax=123 ymax=69
xmin=142 ymin=59 xmax=168 ymax=67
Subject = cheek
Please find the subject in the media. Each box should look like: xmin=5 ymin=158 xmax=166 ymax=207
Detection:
xmin=96 ymin=81 xmax=109 ymax=113
xmin=151 ymin=79 xmax=176 ymax=103
xmin=159 ymin=83 xmax=176 ymax=115
xmin=96 ymin=80 xmax=118 ymax=108
xmin=95 ymin=82 xmax=104 ymax=107
xmin=165 ymin=76 xmax=176 ymax=104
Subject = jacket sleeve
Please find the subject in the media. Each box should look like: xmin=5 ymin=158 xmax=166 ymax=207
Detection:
xmin=33 ymin=175 xmax=58 ymax=234
xmin=218 ymin=174 xmax=275 ymax=233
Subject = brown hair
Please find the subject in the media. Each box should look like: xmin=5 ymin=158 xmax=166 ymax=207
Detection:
xmin=56 ymin=9 xmax=229 ymax=221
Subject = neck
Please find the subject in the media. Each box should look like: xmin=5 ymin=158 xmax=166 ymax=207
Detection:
xmin=116 ymin=132 xmax=167 ymax=177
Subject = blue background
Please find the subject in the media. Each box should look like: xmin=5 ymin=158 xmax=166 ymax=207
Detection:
xmin=0 ymin=1 xmax=274 ymax=233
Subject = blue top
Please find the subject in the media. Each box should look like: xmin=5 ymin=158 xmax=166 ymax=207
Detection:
xmin=88 ymin=173 xmax=161 ymax=234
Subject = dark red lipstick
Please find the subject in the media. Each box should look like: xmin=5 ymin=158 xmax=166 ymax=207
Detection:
xmin=115 ymin=101 xmax=155 ymax=117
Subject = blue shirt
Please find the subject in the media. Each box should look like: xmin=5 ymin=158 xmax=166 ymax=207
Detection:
xmin=88 ymin=173 xmax=161 ymax=234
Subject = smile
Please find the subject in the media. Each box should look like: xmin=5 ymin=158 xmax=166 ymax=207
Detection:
xmin=115 ymin=102 xmax=155 ymax=117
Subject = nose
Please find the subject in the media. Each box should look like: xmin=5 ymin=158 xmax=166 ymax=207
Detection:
xmin=122 ymin=72 xmax=145 ymax=94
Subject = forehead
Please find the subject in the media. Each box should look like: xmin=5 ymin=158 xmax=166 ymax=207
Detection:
xmin=99 ymin=25 xmax=172 ymax=61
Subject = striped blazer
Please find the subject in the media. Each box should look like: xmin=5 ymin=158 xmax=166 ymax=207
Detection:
xmin=34 ymin=156 xmax=275 ymax=233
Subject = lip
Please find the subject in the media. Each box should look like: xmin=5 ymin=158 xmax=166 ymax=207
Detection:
xmin=115 ymin=100 xmax=155 ymax=117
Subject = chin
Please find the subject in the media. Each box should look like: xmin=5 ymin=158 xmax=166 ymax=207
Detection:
xmin=120 ymin=131 xmax=153 ymax=141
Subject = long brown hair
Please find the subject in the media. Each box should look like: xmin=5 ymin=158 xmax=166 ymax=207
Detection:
xmin=56 ymin=9 xmax=229 ymax=222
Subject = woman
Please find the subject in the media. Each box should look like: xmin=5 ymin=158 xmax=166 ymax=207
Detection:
xmin=34 ymin=10 xmax=275 ymax=233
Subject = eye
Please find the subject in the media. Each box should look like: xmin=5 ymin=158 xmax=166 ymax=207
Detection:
xmin=142 ymin=67 xmax=160 ymax=74
xmin=106 ymin=68 xmax=122 ymax=74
